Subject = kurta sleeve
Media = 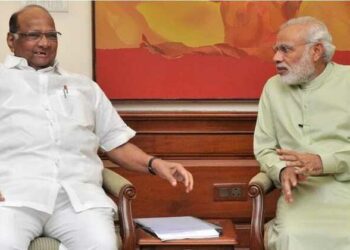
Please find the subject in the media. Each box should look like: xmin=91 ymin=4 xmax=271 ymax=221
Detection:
xmin=314 ymin=64 xmax=350 ymax=181
xmin=319 ymin=149 xmax=350 ymax=181
xmin=254 ymin=84 xmax=286 ymax=188
xmin=92 ymin=83 xmax=136 ymax=152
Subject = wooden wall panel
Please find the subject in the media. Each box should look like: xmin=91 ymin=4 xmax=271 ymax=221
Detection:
xmin=109 ymin=160 xmax=258 ymax=219
xmin=130 ymin=134 xmax=253 ymax=157
xmin=104 ymin=112 xmax=279 ymax=249
xmin=121 ymin=112 xmax=257 ymax=158
xmin=121 ymin=112 xmax=256 ymax=133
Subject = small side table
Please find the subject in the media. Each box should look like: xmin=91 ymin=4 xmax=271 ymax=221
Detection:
xmin=137 ymin=219 xmax=238 ymax=250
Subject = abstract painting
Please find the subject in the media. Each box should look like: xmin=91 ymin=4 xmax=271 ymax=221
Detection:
xmin=94 ymin=1 xmax=350 ymax=99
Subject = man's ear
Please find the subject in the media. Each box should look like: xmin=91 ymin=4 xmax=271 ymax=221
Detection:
xmin=311 ymin=43 xmax=325 ymax=62
xmin=7 ymin=32 xmax=15 ymax=52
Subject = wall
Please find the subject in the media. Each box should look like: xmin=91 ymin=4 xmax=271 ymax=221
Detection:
xmin=0 ymin=1 xmax=258 ymax=111
xmin=0 ymin=1 xmax=92 ymax=77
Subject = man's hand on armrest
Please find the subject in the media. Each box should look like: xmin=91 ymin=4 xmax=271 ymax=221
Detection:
xmin=277 ymin=149 xmax=323 ymax=176
xmin=280 ymin=166 xmax=306 ymax=204
xmin=278 ymin=148 xmax=324 ymax=203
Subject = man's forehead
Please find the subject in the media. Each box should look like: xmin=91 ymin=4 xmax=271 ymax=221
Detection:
xmin=276 ymin=25 xmax=307 ymax=45
xmin=17 ymin=7 xmax=55 ymax=30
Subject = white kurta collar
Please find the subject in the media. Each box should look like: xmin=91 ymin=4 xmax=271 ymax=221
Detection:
xmin=4 ymin=54 xmax=62 ymax=75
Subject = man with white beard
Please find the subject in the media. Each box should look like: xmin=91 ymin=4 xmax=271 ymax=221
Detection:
xmin=254 ymin=16 xmax=350 ymax=250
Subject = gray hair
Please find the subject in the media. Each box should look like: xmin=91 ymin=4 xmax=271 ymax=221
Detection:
xmin=280 ymin=16 xmax=335 ymax=62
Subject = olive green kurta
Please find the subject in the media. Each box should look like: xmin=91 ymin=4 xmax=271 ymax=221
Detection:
xmin=254 ymin=63 xmax=350 ymax=250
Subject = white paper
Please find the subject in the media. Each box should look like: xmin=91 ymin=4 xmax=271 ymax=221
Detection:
xmin=134 ymin=216 xmax=220 ymax=241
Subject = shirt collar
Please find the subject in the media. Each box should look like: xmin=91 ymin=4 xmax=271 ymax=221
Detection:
xmin=4 ymin=54 xmax=62 ymax=75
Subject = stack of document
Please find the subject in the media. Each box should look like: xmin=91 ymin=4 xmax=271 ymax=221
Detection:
xmin=134 ymin=216 xmax=222 ymax=241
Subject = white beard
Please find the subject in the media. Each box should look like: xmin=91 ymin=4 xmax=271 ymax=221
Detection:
xmin=278 ymin=49 xmax=315 ymax=85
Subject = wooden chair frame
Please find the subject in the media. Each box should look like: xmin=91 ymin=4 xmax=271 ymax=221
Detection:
xmin=248 ymin=172 xmax=275 ymax=250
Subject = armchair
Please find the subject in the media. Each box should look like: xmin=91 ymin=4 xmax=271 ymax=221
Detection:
xmin=248 ymin=172 xmax=276 ymax=250
xmin=28 ymin=168 xmax=137 ymax=250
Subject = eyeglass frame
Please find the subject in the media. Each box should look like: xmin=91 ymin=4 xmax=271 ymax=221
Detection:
xmin=11 ymin=31 xmax=62 ymax=41
xmin=272 ymin=42 xmax=316 ymax=55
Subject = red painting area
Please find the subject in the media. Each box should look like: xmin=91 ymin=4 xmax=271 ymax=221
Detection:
xmin=96 ymin=48 xmax=273 ymax=100
xmin=95 ymin=49 xmax=350 ymax=100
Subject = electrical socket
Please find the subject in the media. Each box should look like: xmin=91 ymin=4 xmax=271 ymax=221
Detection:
xmin=213 ymin=183 xmax=247 ymax=201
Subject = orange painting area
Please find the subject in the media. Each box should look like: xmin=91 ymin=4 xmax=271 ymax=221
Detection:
xmin=94 ymin=1 xmax=350 ymax=99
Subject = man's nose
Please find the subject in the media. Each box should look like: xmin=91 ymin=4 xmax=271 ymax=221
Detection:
xmin=37 ymin=34 xmax=50 ymax=46
xmin=273 ymin=50 xmax=283 ymax=63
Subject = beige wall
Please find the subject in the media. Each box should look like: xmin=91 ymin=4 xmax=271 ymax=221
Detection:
xmin=0 ymin=1 xmax=92 ymax=77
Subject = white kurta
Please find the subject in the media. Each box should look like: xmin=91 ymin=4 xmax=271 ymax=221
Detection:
xmin=0 ymin=55 xmax=136 ymax=214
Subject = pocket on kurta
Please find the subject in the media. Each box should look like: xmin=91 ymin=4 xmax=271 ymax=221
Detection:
xmin=51 ymin=89 xmax=94 ymax=128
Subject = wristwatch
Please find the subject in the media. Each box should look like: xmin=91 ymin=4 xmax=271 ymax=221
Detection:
xmin=147 ymin=156 xmax=159 ymax=175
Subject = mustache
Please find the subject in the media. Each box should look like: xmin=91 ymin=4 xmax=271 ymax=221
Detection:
xmin=276 ymin=63 xmax=289 ymax=71
xmin=276 ymin=63 xmax=288 ymax=68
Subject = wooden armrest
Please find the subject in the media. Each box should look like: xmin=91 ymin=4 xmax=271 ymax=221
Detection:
xmin=102 ymin=168 xmax=137 ymax=250
xmin=102 ymin=168 xmax=133 ymax=196
xmin=248 ymin=172 xmax=275 ymax=250
xmin=249 ymin=172 xmax=274 ymax=196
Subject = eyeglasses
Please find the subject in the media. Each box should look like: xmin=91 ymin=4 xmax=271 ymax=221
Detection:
xmin=12 ymin=31 xmax=62 ymax=41
xmin=273 ymin=42 xmax=314 ymax=55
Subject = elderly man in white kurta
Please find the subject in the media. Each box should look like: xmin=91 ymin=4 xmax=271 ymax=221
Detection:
xmin=0 ymin=5 xmax=193 ymax=250
xmin=254 ymin=16 xmax=350 ymax=250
